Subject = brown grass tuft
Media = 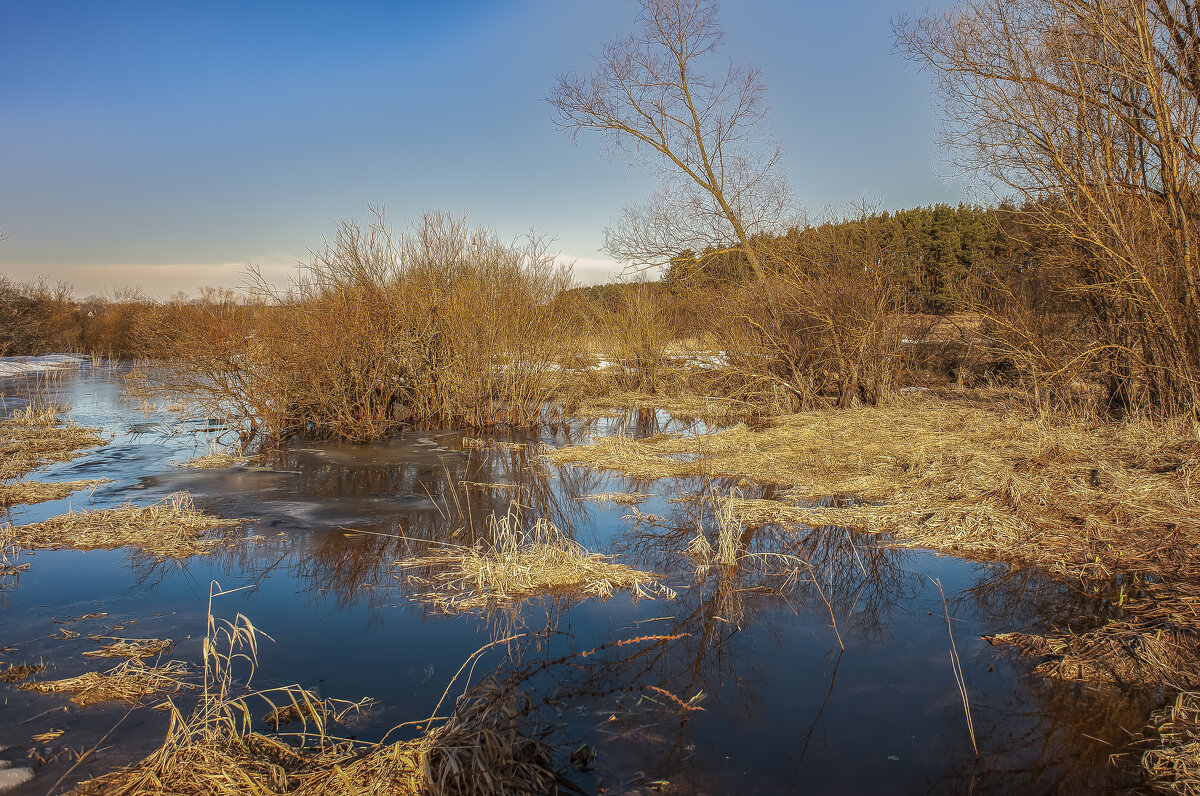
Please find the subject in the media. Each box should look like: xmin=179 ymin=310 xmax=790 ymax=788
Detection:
xmin=22 ymin=658 xmax=191 ymax=707
xmin=83 ymin=637 xmax=173 ymax=660
xmin=0 ymin=405 xmax=106 ymax=480
xmin=12 ymin=492 xmax=250 ymax=559
xmin=546 ymin=395 xmax=1200 ymax=686
xmin=396 ymin=512 xmax=675 ymax=611
xmin=70 ymin=587 xmax=557 ymax=796
xmin=1139 ymin=691 xmax=1200 ymax=794
xmin=1 ymin=662 xmax=46 ymax=682
xmin=0 ymin=478 xmax=111 ymax=508
xmin=175 ymin=452 xmax=249 ymax=470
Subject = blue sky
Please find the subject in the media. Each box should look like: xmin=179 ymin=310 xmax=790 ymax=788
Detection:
xmin=0 ymin=0 xmax=962 ymax=297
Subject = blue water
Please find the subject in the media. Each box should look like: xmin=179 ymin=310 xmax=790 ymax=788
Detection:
xmin=0 ymin=361 xmax=1149 ymax=794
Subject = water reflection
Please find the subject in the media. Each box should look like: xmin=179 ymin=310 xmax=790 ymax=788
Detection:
xmin=0 ymin=365 xmax=1159 ymax=793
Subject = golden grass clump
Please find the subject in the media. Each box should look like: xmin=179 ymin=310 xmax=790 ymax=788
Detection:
xmin=1 ymin=662 xmax=46 ymax=682
xmin=545 ymin=395 xmax=1200 ymax=686
xmin=175 ymin=452 xmax=249 ymax=469
xmin=71 ymin=591 xmax=557 ymax=796
xmin=1139 ymin=691 xmax=1200 ymax=794
xmin=566 ymin=389 xmax=755 ymax=425
xmin=22 ymin=658 xmax=191 ymax=707
xmin=83 ymin=637 xmax=173 ymax=660
xmin=0 ymin=478 xmax=111 ymax=508
xmin=461 ymin=437 xmax=528 ymax=452
xmin=577 ymin=491 xmax=649 ymax=506
xmin=0 ymin=404 xmax=106 ymax=480
xmin=12 ymin=492 xmax=250 ymax=559
xmin=396 ymin=512 xmax=675 ymax=611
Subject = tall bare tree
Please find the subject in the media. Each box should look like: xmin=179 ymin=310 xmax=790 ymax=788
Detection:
xmin=549 ymin=0 xmax=789 ymax=283
xmin=899 ymin=0 xmax=1200 ymax=415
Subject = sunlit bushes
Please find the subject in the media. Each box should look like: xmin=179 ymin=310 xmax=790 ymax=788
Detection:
xmin=138 ymin=211 xmax=574 ymax=443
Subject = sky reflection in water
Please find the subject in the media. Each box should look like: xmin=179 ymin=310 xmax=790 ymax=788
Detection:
xmin=0 ymin=362 xmax=1152 ymax=794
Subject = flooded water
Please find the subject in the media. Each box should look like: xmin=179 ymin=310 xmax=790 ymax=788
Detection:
xmin=0 ymin=362 xmax=1154 ymax=794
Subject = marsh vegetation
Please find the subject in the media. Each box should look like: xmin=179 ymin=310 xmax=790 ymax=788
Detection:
xmin=4 ymin=0 xmax=1200 ymax=792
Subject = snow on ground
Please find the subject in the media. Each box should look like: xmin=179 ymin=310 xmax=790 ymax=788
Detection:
xmin=0 ymin=355 xmax=87 ymax=379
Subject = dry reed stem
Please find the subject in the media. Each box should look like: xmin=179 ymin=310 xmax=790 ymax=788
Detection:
xmin=71 ymin=587 xmax=557 ymax=796
xmin=566 ymin=390 xmax=754 ymax=424
xmin=546 ymin=395 xmax=1200 ymax=687
xmin=83 ymin=638 xmax=173 ymax=659
xmin=1 ymin=663 xmax=45 ymax=682
xmin=461 ymin=438 xmax=528 ymax=451
xmin=396 ymin=513 xmax=675 ymax=611
xmin=0 ymin=478 xmax=111 ymax=508
xmin=1138 ymin=691 xmax=1200 ymax=794
xmin=0 ymin=405 xmax=106 ymax=480
xmin=577 ymin=492 xmax=649 ymax=506
xmin=175 ymin=452 xmax=248 ymax=470
xmin=12 ymin=492 xmax=250 ymax=560
xmin=22 ymin=659 xmax=191 ymax=707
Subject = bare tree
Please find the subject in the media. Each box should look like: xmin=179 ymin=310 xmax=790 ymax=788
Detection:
xmin=549 ymin=0 xmax=789 ymax=283
xmin=898 ymin=0 xmax=1200 ymax=415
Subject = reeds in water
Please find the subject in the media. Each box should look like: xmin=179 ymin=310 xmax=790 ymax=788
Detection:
xmin=396 ymin=512 xmax=675 ymax=611
xmin=12 ymin=492 xmax=249 ymax=559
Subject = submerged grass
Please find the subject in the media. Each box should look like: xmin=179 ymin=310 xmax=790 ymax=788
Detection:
xmin=0 ymin=405 xmax=106 ymax=480
xmin=396 ymin=512 xmax=675 ymax=611
xmin=22 ymin=658 xmax=191 ymax=707
xmin=12 ymin=492 xmax=250 ymax=559
xmin=0 ymin=478 xmax=111 ymax=508
xmin=546 ymin=394 xmax=1200 ymax=687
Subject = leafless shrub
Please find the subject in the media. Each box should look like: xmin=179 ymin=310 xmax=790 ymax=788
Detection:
xmin=137 ymin=211 xmax=574 ymax=444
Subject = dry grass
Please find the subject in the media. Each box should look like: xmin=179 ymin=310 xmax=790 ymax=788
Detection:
xmin=22 ymin=658 xmax=191 ymax=707
xmin=566 ymin=389 xmax=755 ymax=425
xmin=12 ymin=492 xmax=250 ymax=559
xmin=1140 ymin=691 xmax=1200 ymax=794
xmin=461 ymin=438 xmax=528 ymax=451
xmin=70 ymin=587 xmax=558 ymax=796
xmin=577 ymin=491 xmax=649 ymax=506
xmin=546 ymin=394 xmax=1200 ymax=686
xmin=83 ymin=637 xmax=173 ymax=660
xmin=0 ymin=405 xmax=106 ymax=480
xmin=175 ymin=452 xmax=248 ymax=470
xmin=1 ymin=662 xmax=45 ymax=682
xmin=396 ymin=512 xmax=675 ymax=611
xmin=0 ymin=478 xmax=111 ymax=508
xmin=1 ymin=522 xmax=24 ymax=588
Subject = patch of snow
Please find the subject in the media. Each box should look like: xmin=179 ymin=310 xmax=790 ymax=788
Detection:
xmin=0 ymin=354 xmax=86 ymax=379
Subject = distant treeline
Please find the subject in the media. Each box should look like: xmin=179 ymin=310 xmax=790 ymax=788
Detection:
xmin=661 ymin=203 xmax=1040 ymax=315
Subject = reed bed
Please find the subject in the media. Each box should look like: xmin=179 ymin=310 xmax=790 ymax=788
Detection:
xmin=577 ymin=491 xmax=649 ymax=506
xmin=1140 ymin=691 xmax=1200 ymax=794
xmin=11 ymin=492 xmax=249 ymax=559
xmin=546 ymin=395 xmax=1200 ymax=687
xmin=22 ymin=658 xmax=191 ymax=707
xmin=71 ymin=591 xmax=557 ymax=796
xmin=1 ymin=663 xmax=45 ymax=682
xmin=83 ymin=637 xmax=173 ymax=660
xmin=0 ymin=405 xmax=106 ymax=480
xmin=461 ymin=438 xmax=528 ymax=452
xmin=0 ymin=522 xmax=23 ymax=587
xmin=0 ymin=477 xmax=110 ymax=508
xmin=175 ymin=452 xmax=249 ymax=470
xmin=566 ymin=389 xmax=755 ymax=425
xmin=396 ymin=513 xmax=675 ymax=611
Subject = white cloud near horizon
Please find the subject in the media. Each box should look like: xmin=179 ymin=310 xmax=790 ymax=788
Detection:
xmin=0 ymin=252 xmax=648 ymax=299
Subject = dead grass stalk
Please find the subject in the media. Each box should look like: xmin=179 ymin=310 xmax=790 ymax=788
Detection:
xmin=12 ymin=492 xmax=249 ymax=559
xmin=396 ymin=512 xmax=675 ymax=611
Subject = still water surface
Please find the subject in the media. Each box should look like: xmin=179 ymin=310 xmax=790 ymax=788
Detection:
xmin=0 ymin=363 xmax=1152 ymax=794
